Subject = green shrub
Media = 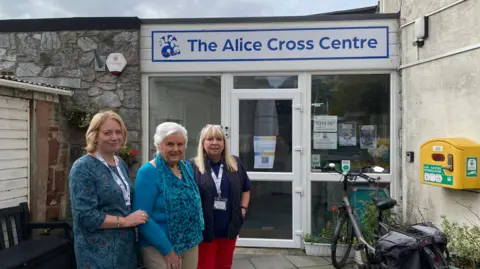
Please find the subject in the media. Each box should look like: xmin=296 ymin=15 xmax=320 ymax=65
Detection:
xmin=441 ymin=214 xmax=480 ymax=269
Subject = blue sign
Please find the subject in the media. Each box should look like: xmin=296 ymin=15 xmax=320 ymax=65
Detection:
xmin=151 ymin=26 xmax=389 ymax=62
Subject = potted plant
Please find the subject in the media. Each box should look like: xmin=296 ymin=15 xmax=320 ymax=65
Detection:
xmin=304 ymin=206 xmax=354 ymax=258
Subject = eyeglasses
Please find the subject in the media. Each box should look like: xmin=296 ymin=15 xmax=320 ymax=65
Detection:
xmin=204 ymin=124 xmax=223 ymax=128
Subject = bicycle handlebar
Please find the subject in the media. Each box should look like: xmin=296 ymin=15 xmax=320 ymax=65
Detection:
xmin=326 ymin=164 xmax=381 ymax=184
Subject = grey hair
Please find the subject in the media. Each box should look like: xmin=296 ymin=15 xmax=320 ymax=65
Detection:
xmin=153 ymin=122 xmax=188 ymax=149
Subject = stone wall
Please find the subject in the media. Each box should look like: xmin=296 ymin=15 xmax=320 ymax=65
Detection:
xmin=0 ymin=27 xmax=141 ymax=218
xmin=0 ymin=29 xmax=142 ymax=176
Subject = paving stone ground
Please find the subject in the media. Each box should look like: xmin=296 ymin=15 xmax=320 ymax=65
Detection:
xmin=233 ymin=248 xmax=357 ymax=269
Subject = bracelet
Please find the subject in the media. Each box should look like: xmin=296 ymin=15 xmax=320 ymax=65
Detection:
xmin=241 ymin=206 xmax=248 ymax=212
xmin=116 ymin=216 xmax=120 ymax=228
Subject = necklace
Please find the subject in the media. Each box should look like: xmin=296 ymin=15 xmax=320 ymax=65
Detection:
xmin=170 ymin=166 xmax=182 ymax=178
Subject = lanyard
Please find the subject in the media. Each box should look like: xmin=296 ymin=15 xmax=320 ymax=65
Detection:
xmin=211 ymin=164 xmax=224 ymax=197
xmin=95 ymin=152 xmax=131 ymax=206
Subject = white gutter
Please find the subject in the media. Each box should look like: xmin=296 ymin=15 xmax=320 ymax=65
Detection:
xmin=0 ymin=78 xmax=74 ymax=96
xmin=400 ymin=0 xmax=467 ymax=28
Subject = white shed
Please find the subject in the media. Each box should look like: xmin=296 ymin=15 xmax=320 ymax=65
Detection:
xmin=0 ymin=76 xmax=73 ymax=209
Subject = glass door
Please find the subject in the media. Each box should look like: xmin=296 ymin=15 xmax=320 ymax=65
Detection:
xmin=230 ymin=89 xmax=303 ymax=248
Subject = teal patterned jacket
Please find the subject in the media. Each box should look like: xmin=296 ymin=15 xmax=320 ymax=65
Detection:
xmin=69 ymin=154 xmax=137 ymax=269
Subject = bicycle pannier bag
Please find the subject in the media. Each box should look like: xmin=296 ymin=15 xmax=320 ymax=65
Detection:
xmin=375 ymin=231 xmax=421 ymax=269
xmin=410 ymin=222 xmax=448 ymax=253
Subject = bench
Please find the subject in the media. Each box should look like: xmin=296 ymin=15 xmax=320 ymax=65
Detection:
xmin=0 ymin=202 xmax=75 ymax=269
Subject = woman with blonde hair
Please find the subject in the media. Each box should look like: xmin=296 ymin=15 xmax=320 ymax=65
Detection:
xmin=189 ymin=125 xmax=252 ymax=269
xmin=69 ymin=110 xmax=148 ymax=269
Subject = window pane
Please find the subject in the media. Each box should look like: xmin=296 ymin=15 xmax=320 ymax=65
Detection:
xmin=234 ymin=76 xmax=298 ymax=89
xmin=311 ymin=182 xmax=391 ymax=238
xmin=310 ymin=74 xmax=391 ymax=173
xmin=240 ymin=181 xmax=292 ymax=239
xmin=148 ymin=76 xmax=221 ymax=160
xmin=239 ymin=99 xmax=292 ymax=172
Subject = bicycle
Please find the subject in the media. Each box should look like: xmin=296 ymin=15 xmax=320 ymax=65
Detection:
xmin=325 ymin=163 xmax=450 ymax=269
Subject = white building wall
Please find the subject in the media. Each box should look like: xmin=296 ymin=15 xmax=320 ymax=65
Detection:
xmin=381 ymin=0 xmax=480 ymax=226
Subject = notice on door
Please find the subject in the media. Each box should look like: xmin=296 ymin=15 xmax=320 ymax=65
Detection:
xmin=313 ymin=115 xmax=337 ymax=132
xmin=313 ymin=132 xmax=337 ymax=149
xmin=253 ymin=136 xmax=276 ymax=169
xmin=339 ymin=123 xmax=356 ymax=146
xmin=360 ymin=125 xmax=377 ymax=149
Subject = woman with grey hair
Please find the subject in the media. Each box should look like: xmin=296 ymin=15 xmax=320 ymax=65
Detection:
xmin=133 ymin=122 xmax=204 ymax=269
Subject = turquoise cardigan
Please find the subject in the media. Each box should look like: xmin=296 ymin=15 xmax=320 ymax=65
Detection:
xmin=132 ymin=159 xmax=203 ymax=256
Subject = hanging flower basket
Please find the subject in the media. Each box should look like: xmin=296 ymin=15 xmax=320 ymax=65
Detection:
xmin=118 ymin=145 xmax=139 ymax=168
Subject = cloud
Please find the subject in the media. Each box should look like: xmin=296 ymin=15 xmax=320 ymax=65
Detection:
xmin=0 ymin=0 xmax=377 ymax=20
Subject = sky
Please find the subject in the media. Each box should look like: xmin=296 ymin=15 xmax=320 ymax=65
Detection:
xmin=0 ymin=0 xmax=378 ymax=20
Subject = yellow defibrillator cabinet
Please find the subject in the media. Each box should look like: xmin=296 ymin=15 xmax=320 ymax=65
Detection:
xmin=420 ymin=138 xmax=480 ymax=190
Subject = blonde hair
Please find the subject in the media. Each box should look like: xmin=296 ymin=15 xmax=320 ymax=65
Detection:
xmin=194 ymin=125 xmax=237 ymax=174
xmin=85 ymin=110 xmax=128 ymax=153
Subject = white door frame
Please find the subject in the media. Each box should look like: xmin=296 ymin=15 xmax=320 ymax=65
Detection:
xmin=229 ymin=89 xmax=303 ymax=249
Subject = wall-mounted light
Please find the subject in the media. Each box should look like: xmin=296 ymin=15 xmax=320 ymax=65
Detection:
xmin=413 ymin=16 xmax=429 ymax=47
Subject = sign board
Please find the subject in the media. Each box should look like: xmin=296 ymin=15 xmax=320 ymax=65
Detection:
xmin=311 ymin=154 xmax=321 ymax=168
xmin=106 ymin=53 xmax=127 ymax=75
xmin=151 ymin=26 xmax=389 ymax=62
xmin=341 ymin=160 xmax=351 ymax=173
xmin=423 ymin=164 xmax=453 ymax=186
xmin=466 ymin=157 xmax=478 ymax=178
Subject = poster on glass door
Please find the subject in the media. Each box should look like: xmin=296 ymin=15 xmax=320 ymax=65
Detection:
xmin=339 ymin=122 xmax=357 ymax=146
xmin=360 ymin=125 xmax=377 ymax=149
xmin=313 ymin=132 xmax=337 ymax=149
xmin=253 ymin=136 xmax=276 ymax=169
xmin=313 ymin=115 xmax=338 ymax=132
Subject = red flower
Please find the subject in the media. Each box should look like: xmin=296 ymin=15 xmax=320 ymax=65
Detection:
xmin=327 ymin=221 xmax=331 ymax=228
xmin=332 ymin=206 xmax=338 ymax=212
xmin=130 ymin=149 xmax=138 ymax=157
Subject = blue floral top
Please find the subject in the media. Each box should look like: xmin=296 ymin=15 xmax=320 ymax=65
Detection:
xmin=69 ymin=154 xmax=136 ymax=269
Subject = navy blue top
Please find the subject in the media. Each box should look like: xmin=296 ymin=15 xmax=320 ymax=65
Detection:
xmin=210 ymin=159 xmax=252 ymax=238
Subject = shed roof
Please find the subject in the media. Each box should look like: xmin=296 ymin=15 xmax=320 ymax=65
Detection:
xmin=0 ymin=75 xmax=74 ymax=96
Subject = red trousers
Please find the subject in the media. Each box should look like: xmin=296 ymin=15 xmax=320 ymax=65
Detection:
xmin=197 ymin=237 xmax=237 ymax=269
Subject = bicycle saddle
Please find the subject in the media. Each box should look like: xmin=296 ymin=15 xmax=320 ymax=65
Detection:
xmin=372 ymin=197 xmax=397 ymax=211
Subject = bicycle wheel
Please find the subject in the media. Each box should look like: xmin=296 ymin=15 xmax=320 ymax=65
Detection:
xmin=331 ymin=214 xmax=355 ymax=269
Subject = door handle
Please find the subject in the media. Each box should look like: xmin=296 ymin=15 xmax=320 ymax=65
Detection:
xmin=442 ymin=154 xmax=453 ymax=172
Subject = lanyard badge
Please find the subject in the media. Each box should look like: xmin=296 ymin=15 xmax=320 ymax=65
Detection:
xmin=212 ymin=165 xmax=227 ymax=211
xmin=95 ymin=152 xmax=131 ymax=206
